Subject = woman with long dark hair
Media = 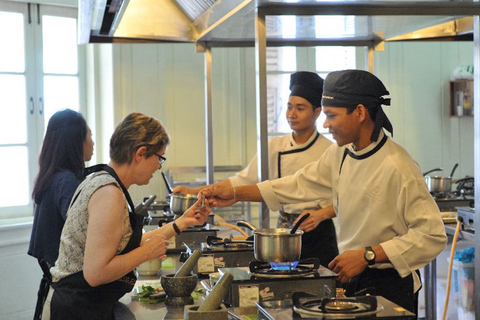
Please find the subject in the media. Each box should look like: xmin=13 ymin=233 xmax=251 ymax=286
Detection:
xmin=29 ymin=109 xmax=94 ymax=267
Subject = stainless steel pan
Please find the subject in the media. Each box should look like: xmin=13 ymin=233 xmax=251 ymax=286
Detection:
xmin=161 ymin=171 xmax=198 ymax=215
xmin=424 ymin=164 xmax=458 ymax=194
xmin=236 ymin=214 xmax=309 ymax=262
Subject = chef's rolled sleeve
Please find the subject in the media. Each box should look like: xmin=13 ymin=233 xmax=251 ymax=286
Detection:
xmin=257 ymin=180 xmax=283 ymax=211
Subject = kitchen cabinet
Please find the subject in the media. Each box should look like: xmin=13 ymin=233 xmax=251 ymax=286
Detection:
xmin=450 ymin=80 xmax=474 ymax=117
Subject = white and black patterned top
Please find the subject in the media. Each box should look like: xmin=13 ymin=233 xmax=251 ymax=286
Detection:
xmin=50 ymin=172 xmax=132 ymax=282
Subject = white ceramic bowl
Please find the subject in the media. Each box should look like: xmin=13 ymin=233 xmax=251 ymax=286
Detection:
xmin=137 ymin=258 xmax=162 ymax=276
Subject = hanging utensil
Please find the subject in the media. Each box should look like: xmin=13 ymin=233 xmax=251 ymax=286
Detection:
xmin=290 ymin=213 xmax=310 ymax=234
xmin=449 ymin=163 xmax=459 ymax=178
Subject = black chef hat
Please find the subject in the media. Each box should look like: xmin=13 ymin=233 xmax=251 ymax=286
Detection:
xmin=289 ymin=72 xmax=324 ymax=108
xmin=321 ymin=69 xmax=393 ymax=141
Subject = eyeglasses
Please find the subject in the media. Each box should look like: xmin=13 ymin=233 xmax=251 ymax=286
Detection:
xmin=155 ymin=153 xmax=167 ymax=165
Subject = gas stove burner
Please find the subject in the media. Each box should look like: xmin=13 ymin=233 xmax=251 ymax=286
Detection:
xmin=249 ymin=258 xmax=320 ymax=278
xmin=324 ymin=300 xmax=358 ymax=312
xmin=205 ymin=235 xmax=253 ymax=251
xmin=292 ymin=292 xmax=383 ymax=318
xmin=432 ymin=192 xmax=461 ymax=200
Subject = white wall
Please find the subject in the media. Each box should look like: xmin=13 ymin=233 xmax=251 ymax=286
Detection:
xmin=0 ymin=224 xmax=42 ymax=319
xmin=375 ymin=41 xmax=474 ymax=178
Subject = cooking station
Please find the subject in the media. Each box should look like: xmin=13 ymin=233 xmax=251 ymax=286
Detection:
xmin=181 ymin=238 xmax=255 ymax=275
xmin=255 ymin=295 xmax=416 ymax=319
xmin=218 ymin=258 xmax=337 ymax=308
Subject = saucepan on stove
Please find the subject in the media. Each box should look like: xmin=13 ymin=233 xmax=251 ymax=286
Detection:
xmin=161 ymin=171 xmax=197 ymax=215
xmin=424 ymin=163 xmax=458 ymax=194
xmin=236 ymin=213 xmax=309 ymax=263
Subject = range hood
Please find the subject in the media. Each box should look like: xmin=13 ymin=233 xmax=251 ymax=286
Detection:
xmin=78 ymin=1 xmax=480 ymax=45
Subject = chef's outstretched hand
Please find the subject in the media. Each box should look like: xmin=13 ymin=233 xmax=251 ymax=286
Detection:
xmin=202 ymin=184 xmax=236 ymax=207
xmin=328 ymin=250 xmax=367 ymax=283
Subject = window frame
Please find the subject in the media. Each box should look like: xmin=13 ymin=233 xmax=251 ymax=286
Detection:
xmin=0 ymin=1 xmax=86 ymax=222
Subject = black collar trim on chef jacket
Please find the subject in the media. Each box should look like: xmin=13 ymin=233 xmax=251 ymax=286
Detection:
xmin=339 ymin=134 xmax=388 ymax=175
xmin=278 ymin=132 xmax=320 ymax=178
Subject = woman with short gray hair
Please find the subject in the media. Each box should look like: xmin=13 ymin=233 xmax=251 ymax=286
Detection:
xmin=42 ymin=112 xmax=210 ymax=319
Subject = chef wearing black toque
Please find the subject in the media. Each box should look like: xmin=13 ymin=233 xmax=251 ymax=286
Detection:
xmin=173 ymin=71 xmax=338 ymax=267
xmin=202 ymin=69 xmax=447 ymax=316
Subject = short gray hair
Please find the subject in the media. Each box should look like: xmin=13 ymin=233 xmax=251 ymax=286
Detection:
xmin=110 ymin=112 xmax=170 ymax=164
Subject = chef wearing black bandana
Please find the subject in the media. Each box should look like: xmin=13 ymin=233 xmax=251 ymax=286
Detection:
xmin=202 ymin=70 xmax=447 ymax=317
xmin=173 ymin=71 xmax=338 ymax=267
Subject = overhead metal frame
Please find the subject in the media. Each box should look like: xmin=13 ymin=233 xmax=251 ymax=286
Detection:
xmin=196 ymin=1 xmax=480 ymax=319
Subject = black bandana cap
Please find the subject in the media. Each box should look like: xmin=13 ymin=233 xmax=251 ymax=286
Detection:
xmin=321 ymin=69 xmax=393 ymax=141
xmin=289 ymin=72 xmax=324 ymax=108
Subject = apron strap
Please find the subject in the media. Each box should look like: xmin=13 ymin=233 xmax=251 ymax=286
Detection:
xmin=83 ymin=164 xmax=138 ymax=229
xmin=33 ymin=259 xmax=52 ymax=320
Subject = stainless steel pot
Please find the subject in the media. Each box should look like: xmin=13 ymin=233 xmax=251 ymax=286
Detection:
xmin=169 ymin=193 xmax=197 ymax=215
xmin=424 ymin=176 xmax=453 ymax=193
xmin=424 ymin=164 xmax=458 ymax=194
xmin=237 ymin=220 xmax=304 ymax=262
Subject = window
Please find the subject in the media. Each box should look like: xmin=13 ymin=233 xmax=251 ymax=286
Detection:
xmin=0 ymin=1 xmax=84 ymax=221
xmin=266 ymin=16 xmax=357 ymax=136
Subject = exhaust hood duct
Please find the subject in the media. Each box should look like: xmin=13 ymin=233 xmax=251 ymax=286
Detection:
xmin=79 ymin=0 xmax=480 ymax=44
xmin=174 ymin=0 xmax=217 ymax=21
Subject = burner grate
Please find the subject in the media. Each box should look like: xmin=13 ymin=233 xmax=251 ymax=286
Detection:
xmin=249 ymin=258 xmax=320 ymax=278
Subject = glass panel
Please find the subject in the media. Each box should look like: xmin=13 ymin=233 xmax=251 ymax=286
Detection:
xmin=0 ymin=12 xmax=25 ymax=72
xmin=267 ymin=73 xmax=291 ymax=133
xmin=315 ymin=16 xmax=356 ymax=37
xmin=0 ymin=75 xmax=27 ymax=144
xmin=43 ymin=75 xmax=79 ymax=129
xmin=42 ymin=15 xmax=78 ymax=74
xmin=0 ymin=146 xmax=29 ymax=206
xmin=266 ymin=15 xmax=296 ymax=38
xmin=267 ymin=47 xmax=296 ymax=72
xmin=315 ymin=47 xmax=356 ymax=71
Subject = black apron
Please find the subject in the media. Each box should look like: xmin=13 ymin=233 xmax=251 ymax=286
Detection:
xmin=277 ymin=132 xmax=339 ymax=267
xmin=342 ymin=268 xmax=420 ymax=317
xmin=50 ymin=165 xmax=144 ymax=320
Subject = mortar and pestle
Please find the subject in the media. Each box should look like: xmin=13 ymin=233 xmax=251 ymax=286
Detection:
xmin=184 ymin=272 xmax=234 ymax=320
xmin=160 ymin=249 xmax=202 ymax=307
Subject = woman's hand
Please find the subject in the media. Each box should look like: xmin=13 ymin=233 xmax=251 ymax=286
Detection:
xmin=175 ymin=194 xmax=212 ymax=230
xmin=140 ymin=234 xmax=168 ymax=261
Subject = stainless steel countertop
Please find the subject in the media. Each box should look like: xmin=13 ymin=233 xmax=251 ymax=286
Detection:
xmin=117 ymin=254 xmax=204 ymax=320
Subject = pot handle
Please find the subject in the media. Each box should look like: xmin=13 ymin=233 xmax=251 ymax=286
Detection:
xmin=291 ymin=213 xmax=310 ymax=234
xmin=423 ymin=168 xmax=443 ymax=177
xmin=236 ymin=220 xmax=257 ymax=231
xmin=161 ymin=171 xmax=173 ymax=194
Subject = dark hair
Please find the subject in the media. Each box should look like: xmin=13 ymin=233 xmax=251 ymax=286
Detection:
xmin=345 ymin=104 xmax=379 ymax=122
xmin=32 ymin=109 xmax=88 ymax=204
xmin=110 ymin=112 xmax=170 ymax=164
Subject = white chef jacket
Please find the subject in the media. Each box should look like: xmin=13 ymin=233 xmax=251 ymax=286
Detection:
xmin=229 ymin=131 xmax=333 ymax=213
xmin=257 ymin=130 xmax=447 ymax=292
